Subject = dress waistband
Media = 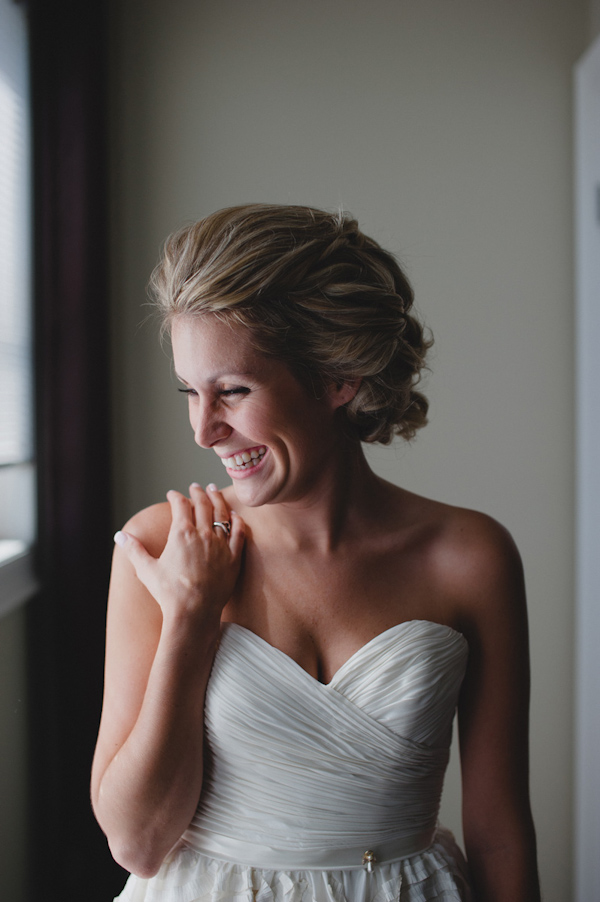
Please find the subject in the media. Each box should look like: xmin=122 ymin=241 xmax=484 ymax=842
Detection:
xmin=182 ymin=827 xmax=436 ymax=871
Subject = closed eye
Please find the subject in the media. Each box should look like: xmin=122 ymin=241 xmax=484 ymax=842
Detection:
xmin=219 ymin=387 xmax=250 ymax=397
xmin=177 ymin=386 xmax=250 ymax=398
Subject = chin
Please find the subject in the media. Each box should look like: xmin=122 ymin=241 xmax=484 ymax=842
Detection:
xmin=229 ymin=458 xmax=285 ymax=508
xmin=231 ymin=481 xmax=273 ymax=509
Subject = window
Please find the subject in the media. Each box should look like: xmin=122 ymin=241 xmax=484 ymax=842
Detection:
xmin=0 ymin=0 xmax=37 ymax=615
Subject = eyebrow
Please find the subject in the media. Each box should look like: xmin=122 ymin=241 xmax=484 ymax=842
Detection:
xmin=174 ymin=370 xmax=256 ymax=384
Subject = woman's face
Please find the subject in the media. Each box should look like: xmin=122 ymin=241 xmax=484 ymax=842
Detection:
xmin=171 ymin=315 xmax=352 ymax=508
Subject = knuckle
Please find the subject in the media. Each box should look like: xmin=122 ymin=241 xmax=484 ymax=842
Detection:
xmin=173 ymin=524 xmax=196 ymax=542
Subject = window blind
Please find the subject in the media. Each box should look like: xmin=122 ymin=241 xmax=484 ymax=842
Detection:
xmin=0 ymin=0 xmax=32 ymax=467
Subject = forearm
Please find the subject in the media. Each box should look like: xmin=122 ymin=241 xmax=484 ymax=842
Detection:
xmin=93 ymin=611 xmax=220 ymax=877
xmin=465 ymin=817 xmax=540 ymax=902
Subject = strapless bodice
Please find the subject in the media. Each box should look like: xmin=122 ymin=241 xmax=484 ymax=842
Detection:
xmin=115 ymin=619 xmax=472 ymax=902
xmin=182 ymin=620 xmax=468 ymax=869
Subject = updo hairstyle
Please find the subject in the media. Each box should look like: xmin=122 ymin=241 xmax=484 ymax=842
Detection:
xmin=150 ymin=204 xmax=432 ymax=444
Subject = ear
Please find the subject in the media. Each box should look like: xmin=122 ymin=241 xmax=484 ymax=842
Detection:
xmin=327 ymin=378 xmax=361 ymax=410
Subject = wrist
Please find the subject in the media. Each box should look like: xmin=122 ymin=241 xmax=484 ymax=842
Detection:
xmin=160 ymin=605 xmax=222 ymax=649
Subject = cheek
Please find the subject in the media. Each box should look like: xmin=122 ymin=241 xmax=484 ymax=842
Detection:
xmin=236 ymin=399 xmax=278 ymax=436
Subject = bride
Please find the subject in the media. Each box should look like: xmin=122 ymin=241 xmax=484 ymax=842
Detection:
xmin=91 ymin=204 xmax=540 ymax=901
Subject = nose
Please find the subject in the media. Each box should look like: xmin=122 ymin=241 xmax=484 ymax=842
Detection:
xmin=191 ymin=398 xmax=231 ymax=448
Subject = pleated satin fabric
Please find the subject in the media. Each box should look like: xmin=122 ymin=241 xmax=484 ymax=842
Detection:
xmin=115 ymin=620 xmax=472 ymax=902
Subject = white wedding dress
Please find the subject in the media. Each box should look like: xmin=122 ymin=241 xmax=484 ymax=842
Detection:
xmin=114 ymin=619 xmax=472 ymax=901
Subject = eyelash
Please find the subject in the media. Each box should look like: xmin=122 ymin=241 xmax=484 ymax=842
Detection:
xmin=221 ymin=387 xmax=250 ymax=397
xmin=177 ymin=387 xmax=250 ymax=397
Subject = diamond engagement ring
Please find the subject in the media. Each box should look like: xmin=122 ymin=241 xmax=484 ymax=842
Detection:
xmin=212 ymin=520 xmax=231 ymax=537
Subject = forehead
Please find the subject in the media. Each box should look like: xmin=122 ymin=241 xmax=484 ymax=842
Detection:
xmin=171 ymin=314 xmax=271 ymax=380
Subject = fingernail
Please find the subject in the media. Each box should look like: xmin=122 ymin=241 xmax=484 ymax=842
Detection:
xmin=190 ymin=482 xmax=201 ymax=488
xmin=114 ymin=531 xmax=127 ymax=547
xmin=207 ymin=483 xmax=217 ymax=491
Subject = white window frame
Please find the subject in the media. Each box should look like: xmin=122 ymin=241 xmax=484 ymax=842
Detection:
xmin=573 ymin=32 xmax=600 ymax=902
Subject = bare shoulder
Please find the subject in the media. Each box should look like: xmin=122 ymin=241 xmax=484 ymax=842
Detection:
xmin=383 ymin=483 xmax=525 ymax=628
xmin=122 ymin=500 xmax=172 ymax=558
xmin=431 ymin=504 xmax=523 ymax=587
xmin=425 ymin=501 xmax=526 ymax=632
xmin=387 ymin=483 xmax=522 ymax=582
xmin=106 ymin=501 xmax=173 ymax=622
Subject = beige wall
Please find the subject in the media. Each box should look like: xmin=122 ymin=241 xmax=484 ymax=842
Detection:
xmin=109 ymin=1 xmax=585 ymax=899
xmin=591 ymin=0 xmax=600 ymax=39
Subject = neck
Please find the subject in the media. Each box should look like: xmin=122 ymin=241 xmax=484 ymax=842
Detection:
xmin=239 ymin=441 xmax=384 ymax=553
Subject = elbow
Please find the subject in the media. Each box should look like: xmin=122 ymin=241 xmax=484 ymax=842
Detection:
xmin=91 ymin=775 xmax=192 ymax=877
xmin=108 ymin=835 xmax=170 ymax=878
xmin=97 ymin=809 xmax=174 ymax=878
xmin=92 ymin=789 xmax=178 ymax=877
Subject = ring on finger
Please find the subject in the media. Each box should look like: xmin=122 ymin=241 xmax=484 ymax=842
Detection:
xmin=213 ymin=520 xmax=231 ymax=537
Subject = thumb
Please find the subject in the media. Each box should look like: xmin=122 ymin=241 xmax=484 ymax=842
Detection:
xmin=113 ymin=530 xmax=155 ymax=581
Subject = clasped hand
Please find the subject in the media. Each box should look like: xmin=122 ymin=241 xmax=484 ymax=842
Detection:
xmin=114 ymin=483 xmax=245 ymax=621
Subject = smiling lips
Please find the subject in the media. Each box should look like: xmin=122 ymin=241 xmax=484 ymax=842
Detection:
xmin=220 ymin=446 xmax=267 ymax=471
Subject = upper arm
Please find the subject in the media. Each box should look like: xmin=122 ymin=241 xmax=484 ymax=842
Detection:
xmin=445 ymin=515 xmax=533 ymax=839
xmin=91 ymin=503 xmax=171 ymax=808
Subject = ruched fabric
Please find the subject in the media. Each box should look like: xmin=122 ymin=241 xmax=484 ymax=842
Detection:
xmin=115 ymin=620 xmax=472 ymax=901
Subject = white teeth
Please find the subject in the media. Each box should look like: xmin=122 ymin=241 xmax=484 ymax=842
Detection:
xmin=220 ymin=447 xmax=266 ymax=471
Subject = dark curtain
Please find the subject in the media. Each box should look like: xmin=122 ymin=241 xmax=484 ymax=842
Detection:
xmin=27 ymin=0 xmax=126 ymax=897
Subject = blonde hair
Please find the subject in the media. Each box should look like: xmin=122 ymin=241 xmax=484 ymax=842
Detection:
xmin=150 ymin=204 xmax=432 ymax=443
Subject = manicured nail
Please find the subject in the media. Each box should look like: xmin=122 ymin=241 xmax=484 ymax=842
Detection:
xmin=114 ymin=531 xmax=127 ymax=547
xmin=190 ymin=482 xmax=201 ymax=488
xmin=207 ymin=483 xmax=217 ymax=491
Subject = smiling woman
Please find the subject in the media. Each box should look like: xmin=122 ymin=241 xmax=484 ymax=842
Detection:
xmin=92 ymin=204 xmax=540 ymax=902
xmin=152 ymin=204 xmax=430 ymax=444
xmin=170 ymin=312 xmax=361 ymax=509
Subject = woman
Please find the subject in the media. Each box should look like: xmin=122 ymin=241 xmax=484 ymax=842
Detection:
xmin=92 ymin=204 xmax=540 ymax=901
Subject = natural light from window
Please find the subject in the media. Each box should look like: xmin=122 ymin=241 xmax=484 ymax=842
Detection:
xmin=0 ymin=0 xmax=37 ymax=614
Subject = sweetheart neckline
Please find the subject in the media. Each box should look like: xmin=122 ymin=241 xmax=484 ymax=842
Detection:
xmin=220 ymin=619 xmax=468 ymax=688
